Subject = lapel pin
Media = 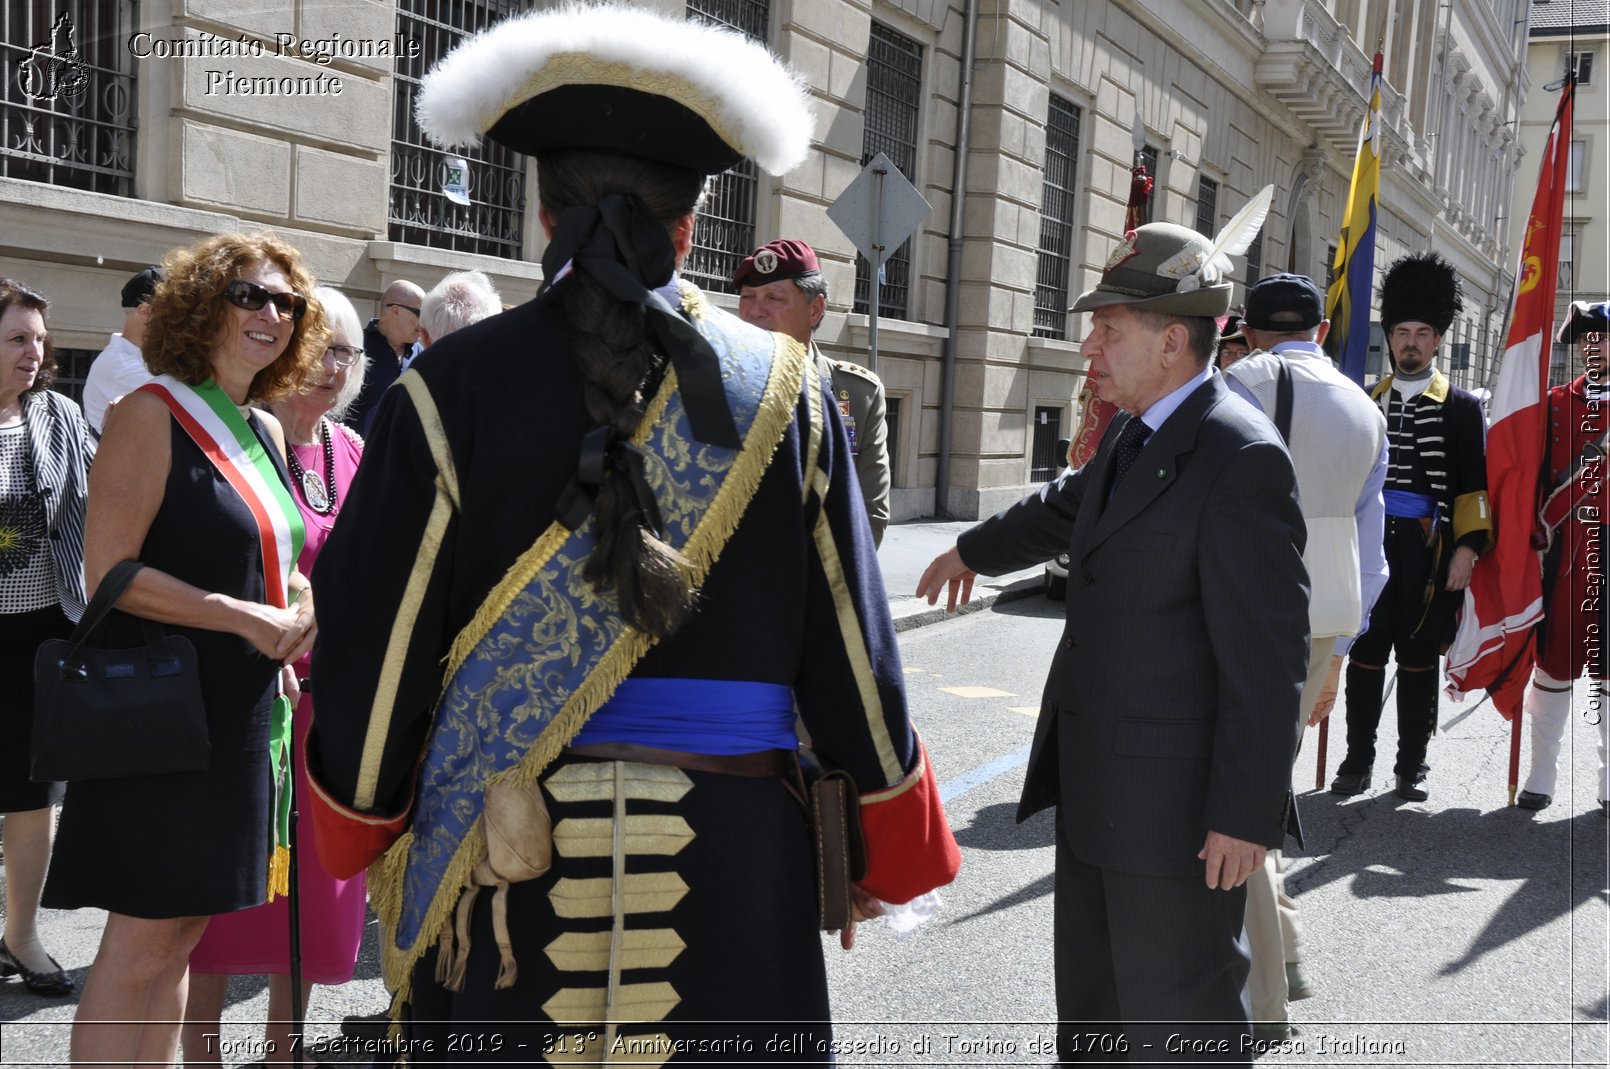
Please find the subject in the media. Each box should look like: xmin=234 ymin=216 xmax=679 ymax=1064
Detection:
xmin=1157 ymin=469 xmax=1167 ymax=478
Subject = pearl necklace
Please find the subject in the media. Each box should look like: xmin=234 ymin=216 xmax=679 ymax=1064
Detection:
xmin=285 ymin=418 xmax=337 ymax=515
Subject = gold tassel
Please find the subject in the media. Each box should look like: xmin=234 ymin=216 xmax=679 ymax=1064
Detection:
xmin=266 ymin=844 xmax=290 ymax=902
xmin=491 ymin=882 xmax=517 ymax=989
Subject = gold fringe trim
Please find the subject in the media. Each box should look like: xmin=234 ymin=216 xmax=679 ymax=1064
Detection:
xmin=266 ymin=844 xmax=290 ymax=901
xmin=374 ymin=327 xmax=808 ymax=1014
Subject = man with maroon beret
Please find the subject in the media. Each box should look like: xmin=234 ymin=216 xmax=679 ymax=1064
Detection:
xmin=735 ymin=239 xmax=891 ymax=545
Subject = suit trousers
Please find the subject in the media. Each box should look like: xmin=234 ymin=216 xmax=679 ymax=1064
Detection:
xmin=1053 ymin=812 xmax=1252 ymax=1065
xmin=1243 ymin=636 xmax=1335 ymax=1023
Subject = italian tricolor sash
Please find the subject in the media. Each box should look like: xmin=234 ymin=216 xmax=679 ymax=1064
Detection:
xmin=138 ymin=375 xmax=306 ymax=899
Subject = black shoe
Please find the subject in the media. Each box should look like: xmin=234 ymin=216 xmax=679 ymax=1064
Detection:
xmin=1395 ymin=773 xmax=1429 ymax=801
xmin=1516 ymin=790 xmax=1552 ymax=811
xmin=1252 ymin=1021 xmax=1297 ymax=1043
xmin=342 ymin=1010 xmax=391 ymax=1040
xmin=0 ymin=938 xmax=74 ymax=997
xmin=1329 ymin=769 xmax=1372 ymax=795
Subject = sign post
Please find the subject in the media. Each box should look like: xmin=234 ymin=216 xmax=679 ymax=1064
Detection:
xmin=827 ymin=152 xmax=931 ymax=371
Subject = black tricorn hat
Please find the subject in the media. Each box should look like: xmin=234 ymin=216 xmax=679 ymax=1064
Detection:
xmin=415 ymin=3 xmax=812 ymax=178
xmin=1379 ymin=252 xmax=1463 ymax=335
xmin=1557 ymin=300 xmax=1609 ymax=344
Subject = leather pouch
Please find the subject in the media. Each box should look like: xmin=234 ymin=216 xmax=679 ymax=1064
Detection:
xmin=794 ymin=758 xmax=867 ymax=930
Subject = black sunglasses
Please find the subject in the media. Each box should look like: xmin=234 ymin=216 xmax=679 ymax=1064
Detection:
xmin=386 ymin=302 xmax=421 ymax=316
xmin=225 ymin=280 xmax=307 ymax=322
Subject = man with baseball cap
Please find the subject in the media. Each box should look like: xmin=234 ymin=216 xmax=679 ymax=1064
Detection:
xmin=1517 ymin=300 xmax=1609 ymax=814
xmin=1333 ymin=253 xmax=1491 ymax=802
xmin=919 ymin=221 xmax=1309 ymax=1060
xmin=734 ymin=238 xmax=891 ymax=545
xmin=80 ymin=266 xmax=161 ymax=434
xmin=1222 ymin=272 xmax=1388 ymax=1037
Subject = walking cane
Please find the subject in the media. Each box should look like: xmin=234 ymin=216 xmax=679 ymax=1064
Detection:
xmin=1314 ymin=719 xmax=1328 ymax=791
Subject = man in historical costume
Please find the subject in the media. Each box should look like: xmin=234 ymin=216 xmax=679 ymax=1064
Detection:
xmin=735 ymin=239 xmax=892 ymax=545
xmin=305 ymin=5 xmax=959 ymax=1062
xmin=918 ymin=222 xmax=1310 ymax=1063
xmin=1332 ymin=253 xmax=1493 ymax=801
xmin=1222 ymin=273 xmax=1389 ymax=1039
xmin=1517 ymin=300 xmax=1609 ymax=814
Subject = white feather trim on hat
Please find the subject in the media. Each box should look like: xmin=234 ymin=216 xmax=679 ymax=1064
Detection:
xmin=416 ymin=2 xmax=813 ymax=176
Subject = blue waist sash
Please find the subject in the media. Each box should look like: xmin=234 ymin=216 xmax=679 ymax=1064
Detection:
xmin=569 ymin=678 xmax=797 ymax=753
xmin=1384 ymin=489 xmax=1436 ymax=519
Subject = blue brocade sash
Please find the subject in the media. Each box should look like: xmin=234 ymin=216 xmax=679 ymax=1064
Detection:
xmin=373 ymin=286 xmax=808 ymax=997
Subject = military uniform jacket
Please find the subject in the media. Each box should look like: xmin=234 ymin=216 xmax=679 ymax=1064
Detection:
xmin=305 ymin=287 xmax=954 ymax=903
xmin=959 ymin=375 xmax=1310 ymax=878
xmin=815 ymin=344 xmax=890 ymax=545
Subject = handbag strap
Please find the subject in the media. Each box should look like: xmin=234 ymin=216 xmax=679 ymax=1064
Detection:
xmin=65 ymin=560 xmax=144 ymax=648
xmin=1273 ymin=358 xmax=1295 ymax=445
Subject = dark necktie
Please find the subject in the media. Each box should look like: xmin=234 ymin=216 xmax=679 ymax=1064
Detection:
xmin=1110 ymin=418 xmax=1150 ymax=495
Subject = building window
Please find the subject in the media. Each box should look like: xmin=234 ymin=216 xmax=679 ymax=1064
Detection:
xmin=1559 ymin=230 xmax=1577 ymax=290
xmin=683 ymin=0 xmax=768 ymax=294
xmin=1 ymin=1 xmax=138 ymax=197
xmin=884 ymin=395 xmax=901 ymax=481
xmin=389 ymin=0 xmax=527 ymax=259
xmin=1033 ymin=95 xmax=1081 ymax=340
xmin=50 ymin=347 xmax=95 ymax=407
xmin=854 ymin=22 xmax=922 ymax=320
xmin=1325 ymin=242 xmax=1338 ymax=293
xmin=1567 ymin=141 xmax=1584 ymax=193
xmin=1194 ymin=175 xmax=1218 ymax=237
xmin=1244 ymin=232 xmax=1264 ymax=290
xmin=1030 ymin=405 xmax=1064 ymax=481
xmin=1568 ymin=50 xmax=1595 ymax=86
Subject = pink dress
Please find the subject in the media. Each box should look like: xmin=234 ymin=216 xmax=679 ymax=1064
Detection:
xmin=189 ymin=420 xmax=366 ymax=984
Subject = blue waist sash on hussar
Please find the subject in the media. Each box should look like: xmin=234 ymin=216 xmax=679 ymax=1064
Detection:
xmin=1384 ymin=489 xmax=1436 ymax=519
xmin=371 ymin=284 xmax=811 ymax=1004
xmin=568 ymin=678 xmax=798 ymax=754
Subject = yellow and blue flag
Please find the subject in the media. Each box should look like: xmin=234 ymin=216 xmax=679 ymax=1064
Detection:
xmin=1325 ymin=53 xmax=1383 ymax=384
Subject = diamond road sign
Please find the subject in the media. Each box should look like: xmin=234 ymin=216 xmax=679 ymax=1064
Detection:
xmin=827 ymin=152 xmax=931 ymax=269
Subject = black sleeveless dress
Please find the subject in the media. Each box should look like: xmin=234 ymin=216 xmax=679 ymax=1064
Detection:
xmin=45 ymin=417 xmax=282 ymax=918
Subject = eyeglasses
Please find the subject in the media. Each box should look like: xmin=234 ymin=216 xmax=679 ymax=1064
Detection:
xmin=225 ymin=280 xmax=307 ymax=322
xmin=386 ymin=302 xmax=421 ymax=317
xmin=325 ymin=345 xmax=361 ymax=367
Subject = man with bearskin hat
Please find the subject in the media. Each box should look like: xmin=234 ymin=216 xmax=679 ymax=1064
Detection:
xmin=1517 ymin=300 xmax=1609 ymax=814
xmin=302 ymin=4 xmax=959 ymax=1060
xmin=1332 ymin=253 xmax=1493 ymax=801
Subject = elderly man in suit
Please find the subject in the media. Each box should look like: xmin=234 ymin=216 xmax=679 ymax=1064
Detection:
xmin=919 ymin=223 xmax=1310 ymax=1063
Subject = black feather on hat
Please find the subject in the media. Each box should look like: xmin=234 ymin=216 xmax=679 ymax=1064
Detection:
xmin=1379 ymin=252 xmax=1463 ymax=335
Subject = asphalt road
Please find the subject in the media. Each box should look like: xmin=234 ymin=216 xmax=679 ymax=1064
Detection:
xmin=2 ymin=596 xmax=1605 ymax=1066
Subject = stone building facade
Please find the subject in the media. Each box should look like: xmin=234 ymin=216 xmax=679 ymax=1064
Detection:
xmin=1 ymin=0 xmax=1528 ymax=520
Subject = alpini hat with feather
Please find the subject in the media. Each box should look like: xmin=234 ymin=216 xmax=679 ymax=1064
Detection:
xmin=1379 ymin=252 xmax=1463 ymax=335
xmin=1071 ymin=186 xmax=1275 ymax=319
xmin=414 ymin=2 xmax=812 ymax=177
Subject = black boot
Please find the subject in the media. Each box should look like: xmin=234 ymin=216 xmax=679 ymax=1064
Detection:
xmin=1333 ymin=663 xmax=1386 ymax=793
xmin=1393 ymin=667 xmax=1439 ymax=798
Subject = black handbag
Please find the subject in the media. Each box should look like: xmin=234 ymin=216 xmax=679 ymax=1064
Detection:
xmin=32 ymin=560 xmax=210 ymax=782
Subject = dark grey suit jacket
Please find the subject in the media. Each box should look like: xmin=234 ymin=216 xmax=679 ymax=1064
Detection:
xmin=960 ymin=374 xmax=1309 ymax=880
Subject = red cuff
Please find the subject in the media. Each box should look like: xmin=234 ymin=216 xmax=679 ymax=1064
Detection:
xmin=306 ymin=772 xmax=412 ymax=879
xmin=857 ymin=737 xmax=961 ymax=904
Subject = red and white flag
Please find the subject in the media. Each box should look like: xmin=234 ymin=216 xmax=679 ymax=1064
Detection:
xmin=1445 ymin=82 xmax=1577 ymax=717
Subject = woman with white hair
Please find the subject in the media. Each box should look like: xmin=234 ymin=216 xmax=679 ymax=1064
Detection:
xmin=180 ymin=286 xmax=368 ymax=1066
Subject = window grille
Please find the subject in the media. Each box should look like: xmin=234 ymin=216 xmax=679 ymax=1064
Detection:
xmin=50 ymin=347 xmax=94 ymax=407
xmin=683 ymin=0 xmax=768 ymax=294
xmin=1194 ymin=176 xmax=1218 ymax=237
xmin=389 ymin=0 xmax=526 ymax=259
xmin=1033 ymin=96 xmax=1081 ymax=339
xmin=854 ymin=22 xmax=922 ymax=320
xmin=1 ymin=1 xmax=138 ymax=196
xmin=1030 ymin=406 xmax=1063 ymax=481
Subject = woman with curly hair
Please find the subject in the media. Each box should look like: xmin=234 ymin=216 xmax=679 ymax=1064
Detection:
xmin=44 ymin=233 xmax=326 ymax=1066
xmin=0 ymin=278 xmax=95 ymax=1000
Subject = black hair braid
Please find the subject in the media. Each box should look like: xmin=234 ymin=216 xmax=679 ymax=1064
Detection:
xmin=537 ymin=149 xmax=706 ymax=639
